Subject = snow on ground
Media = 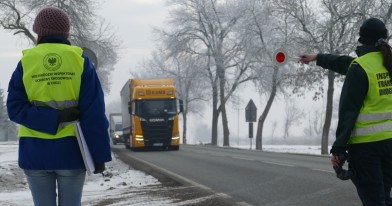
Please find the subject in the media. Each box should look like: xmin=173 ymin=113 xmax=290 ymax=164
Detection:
xmin=0 ymin=141 xmax=329 ymax=206
xmin=232 ymin=144 xmax=331 ymax=155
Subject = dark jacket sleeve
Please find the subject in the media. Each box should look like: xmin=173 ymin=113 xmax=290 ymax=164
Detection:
xmin=7 ymin=61 xmax=61 ymax=134
xmin=316 ymin=54 xmax=355 ymax=75
xmin=331 ymin=62 xmax=368 ymax=154
xmin=78 ymin=56 xmax=112 ymax=164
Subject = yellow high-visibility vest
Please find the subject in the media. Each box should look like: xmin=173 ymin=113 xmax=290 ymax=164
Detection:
xmin=350 ymin=52 xmax=392 ymax=144
xmin=18 ymin=43 xmax=84 ymax=139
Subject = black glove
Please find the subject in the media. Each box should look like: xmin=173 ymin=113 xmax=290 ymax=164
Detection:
xmin=58 ymin=108 xmax=80 ymax=123
xmin=94 ymin=163 xmax=106 ymax=174
xmin=331 ymin=152 xmax=354 ymax=180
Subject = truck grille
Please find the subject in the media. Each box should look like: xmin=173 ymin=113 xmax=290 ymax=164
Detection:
xmin=141 ymin=119 xmax=174 ymax=146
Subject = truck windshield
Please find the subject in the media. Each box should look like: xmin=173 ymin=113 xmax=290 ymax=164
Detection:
xmin=115 ymin=124 xmax=122 ymax=131
xmin=136 ymin=99 xmax=176 ymax=116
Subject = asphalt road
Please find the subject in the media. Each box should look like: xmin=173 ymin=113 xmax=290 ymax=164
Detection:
xmin=112 ymin=144 xmax=361 ymax=206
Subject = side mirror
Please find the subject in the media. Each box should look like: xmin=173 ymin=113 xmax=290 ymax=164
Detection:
xmin=179 ymin=99 xmax=184 ymax=114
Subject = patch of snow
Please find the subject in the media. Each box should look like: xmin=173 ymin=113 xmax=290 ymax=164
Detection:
xmin=231 ymin=144 xmax=331 ymax=155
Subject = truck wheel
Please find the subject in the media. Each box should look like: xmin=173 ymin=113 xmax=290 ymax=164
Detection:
xmin=170 ymin=146 xmax=179 ymax=151
xmin=125 ymin=138 xmax=130 ymax=149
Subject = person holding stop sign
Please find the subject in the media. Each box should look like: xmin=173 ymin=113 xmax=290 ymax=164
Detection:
xmin=300 ymin=17 xmax=392 ymax=206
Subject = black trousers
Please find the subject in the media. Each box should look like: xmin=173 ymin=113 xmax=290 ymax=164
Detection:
xmin=348 ymin=139 xmax=392 ymax=206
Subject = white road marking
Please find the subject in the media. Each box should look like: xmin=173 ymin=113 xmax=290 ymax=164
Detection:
xmin=311 ymin=168 xmax=335 ymax=173
xmin=231 ymin=156 xmax=255 ymax=161
xmin=262 ymin=161 xmax=295 ymax=167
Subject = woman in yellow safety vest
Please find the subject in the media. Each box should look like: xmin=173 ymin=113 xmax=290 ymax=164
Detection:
xmin=6 ymin=6 xmax=112 ymax=206
xmin=299 ymin=17 xmax=392 ymax=206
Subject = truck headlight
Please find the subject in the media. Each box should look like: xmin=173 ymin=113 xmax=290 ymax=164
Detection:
xmin=135 ymin=135 xmax=144 ymax=141
xmin=171 ymin=135 xmax=180 ymax=140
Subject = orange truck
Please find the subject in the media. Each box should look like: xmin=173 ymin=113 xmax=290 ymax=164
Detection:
xmin=120 ymin=79 xmax=183 ymax=150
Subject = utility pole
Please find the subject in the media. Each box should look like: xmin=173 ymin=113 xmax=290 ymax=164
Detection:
xmin=237 ymin=108 xmax=240 ymax=146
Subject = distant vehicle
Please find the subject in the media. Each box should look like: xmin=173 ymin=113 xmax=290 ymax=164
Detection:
xmin=109 ymin=113 xmax=124 ymax=145
xmin=120 ymin=78 xmax=183 ymax=151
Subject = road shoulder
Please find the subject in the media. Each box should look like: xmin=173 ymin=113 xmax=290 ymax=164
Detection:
xmin=112 ymin=147 xmax=246 ymax=206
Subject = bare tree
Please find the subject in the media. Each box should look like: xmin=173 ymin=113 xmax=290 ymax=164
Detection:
xmin=241 ymin=0 xmax=297 ymax=150
xmin=303 ymin=109 xmax=324 ymax=138
xmin=0 ymin=89 xmax=6 ymax=118
xmin=0 ymin=87 xmax=17 ymax=141
xmin=105 ymin=99 xmax=121 ymax=115
xmin=313 ymin=110 xmax=324 ymax=137
xmin=0 ymin=89 xmax=10 ymax=141
xmin=0 ymin=0 xmax=119 ymax=93
xmin=283 ymin=99 xmax=304 ymax=138
xmin=0 ymin=0 xmax=35 ymax=42
xmin=159 ymin=0 xmax=255 ymax=146
xmin=270 ymin=120 xmax=278 ymax=138
xmin=303 ymin=112 xmax=313 ymax=137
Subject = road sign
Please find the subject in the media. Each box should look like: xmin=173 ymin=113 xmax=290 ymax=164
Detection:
xmin=245 ymin=99 xmax=257 ymax=122
xmin=249 ymin=123 xmax=253 ymax=138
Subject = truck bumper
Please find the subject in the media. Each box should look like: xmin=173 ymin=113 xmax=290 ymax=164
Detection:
xmin=134 ymin=137 xmax=179 ymax=148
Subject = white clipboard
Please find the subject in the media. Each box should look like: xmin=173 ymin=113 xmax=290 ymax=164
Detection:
xmin=74 ymin=121 xmax=95 ymax=175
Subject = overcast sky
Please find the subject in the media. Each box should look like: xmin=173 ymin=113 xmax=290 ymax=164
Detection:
xmin=0 ymin=0 xmax=168 ymax=104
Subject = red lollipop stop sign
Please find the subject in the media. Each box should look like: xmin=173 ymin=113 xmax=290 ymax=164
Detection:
xmin=275 ymin=51 xmax=286 ymax=64
xmin=272 ymin=49 xmax=295 ymax=66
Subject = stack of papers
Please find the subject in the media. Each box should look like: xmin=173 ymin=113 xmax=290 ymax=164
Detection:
xmin=74 ymin=122 xmax=95 ymax=175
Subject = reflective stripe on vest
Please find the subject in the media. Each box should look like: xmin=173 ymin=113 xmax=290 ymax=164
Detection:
xmin=32 ymin=100 xmax=78 ymax=109
xmin=352 ymin=122 xmax=392 ymax=136
xmin=19 ymin=43 xmax=84 ymax=139
xmin=357 ymin=112 xmax=392 ymax=122
xmin=349 ymin=52 xmax=392 ymax=144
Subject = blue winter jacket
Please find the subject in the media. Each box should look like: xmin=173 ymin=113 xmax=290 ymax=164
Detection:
xmin=7 ymin=36 xmax=112 ymax=170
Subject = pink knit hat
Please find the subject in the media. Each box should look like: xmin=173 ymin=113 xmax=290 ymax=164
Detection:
xmin=33 ymin=7 xmax=70 ymax=37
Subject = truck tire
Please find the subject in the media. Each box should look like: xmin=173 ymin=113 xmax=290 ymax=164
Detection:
xmin=125 ymin=137 xmax=130 ymax=149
